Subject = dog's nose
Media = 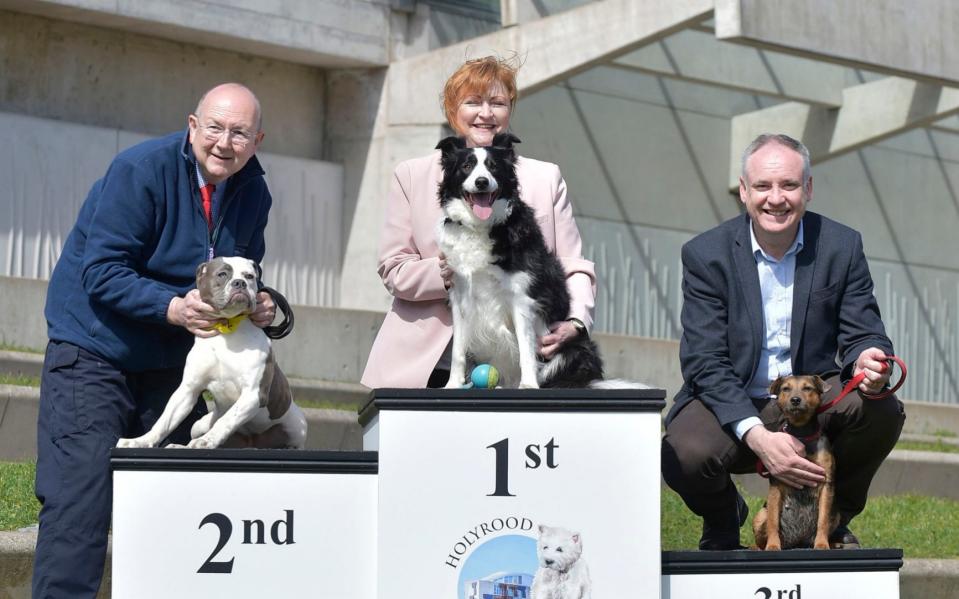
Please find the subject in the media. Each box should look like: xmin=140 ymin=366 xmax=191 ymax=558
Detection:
xmin=790 ymin=396 xmax=801 ymax=406
xmin=231 ymin=279 xmax=247 ymax=289
xmin=545 ymin=559 xmax=554 ymax=566
xmin=475 ymin=177 xmax=489 ymax=190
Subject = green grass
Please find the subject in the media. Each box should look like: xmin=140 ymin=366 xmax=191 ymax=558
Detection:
xmin=0 ymin=461 xmax=39 ymax=531
xmin=296 ymin=399 xmax=363 ymax=412
xmin=896 ymin=439 xmax=959 ymax=454
xmin=0 ymin=343 xmax=42 ymax=354
xmin=660 ymin=487 xmax=959 ymax=558
xmin=0 ymin=373 xmax=40 ymax=387
xmin=4 ymin=462 xmax=958 ymax=558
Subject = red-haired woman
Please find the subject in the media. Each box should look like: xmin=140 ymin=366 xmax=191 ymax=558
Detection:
xmin=361 ymin=56 xmax=596 ymax=389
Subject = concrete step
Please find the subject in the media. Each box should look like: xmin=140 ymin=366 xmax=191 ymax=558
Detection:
xmin=0 ymin=350 xmax=42 ymax=379
xmin=733 ymin=449 xmax=959 ymax=501
xmin=0 ymin=385 xmax=361 ymax=460
xmin=0 ymin=349 xmax=370 ymax=410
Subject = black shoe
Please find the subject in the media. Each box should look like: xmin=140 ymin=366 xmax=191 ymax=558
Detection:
xmin=829 ymin=524 xmax=861 ymax=549
xmin=698 ymin=493 xmax=749 ymax=550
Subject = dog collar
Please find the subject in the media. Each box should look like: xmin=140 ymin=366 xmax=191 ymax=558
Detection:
xmin=781 ymin=422 xmax=822 ymax=448
xmin=211 ymin=315 xmax=247 ymax=335
xmin=758 ymin=422 xmax=823 ymax=479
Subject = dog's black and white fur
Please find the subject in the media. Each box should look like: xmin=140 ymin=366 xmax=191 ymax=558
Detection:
xmin=436 ymin=133 xmax=614 ymax=389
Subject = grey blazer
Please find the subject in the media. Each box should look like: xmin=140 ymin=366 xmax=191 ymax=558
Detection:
xmin=666 ymin=211 xmax=893 ymax=428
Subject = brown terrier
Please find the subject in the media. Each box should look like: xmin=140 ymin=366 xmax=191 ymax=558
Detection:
xmin=753 ymin=375 xmax=840 ymax=550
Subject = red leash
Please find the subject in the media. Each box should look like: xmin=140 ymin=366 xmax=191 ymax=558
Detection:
xmin=815 ymin=355 xmax=907 ymax=414
xmin=756 ymin=355 xmax=907 ymax=478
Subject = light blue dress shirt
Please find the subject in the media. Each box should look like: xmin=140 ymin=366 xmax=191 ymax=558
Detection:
xmin=733 ymin=221 xmax=805 ymax=441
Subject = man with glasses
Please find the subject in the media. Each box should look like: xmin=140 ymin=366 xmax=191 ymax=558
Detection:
xmin=35 ymin=83 xmax=276 ymax=598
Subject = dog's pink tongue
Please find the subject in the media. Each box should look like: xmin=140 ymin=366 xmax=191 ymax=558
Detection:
xmin=470 ymin=193 xmax=494 ymax=220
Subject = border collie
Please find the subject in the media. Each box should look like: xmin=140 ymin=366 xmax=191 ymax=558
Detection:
xmin=436 ymin=133 xmax=612 ymax=389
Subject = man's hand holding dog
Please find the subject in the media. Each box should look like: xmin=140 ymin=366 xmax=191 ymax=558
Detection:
xmin=744 ymin=426 xmax=827 ymax=489
xmin=249 ymin=291 xmax=276 ymax=328
xmin=854 ymin=346 xmax=892 ymax=394
xmin=167 ymin=289 xmax=221 ymax=337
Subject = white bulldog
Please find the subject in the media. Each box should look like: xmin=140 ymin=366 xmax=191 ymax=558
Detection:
xmin=117 ymin=257 xmax=307 ymax=449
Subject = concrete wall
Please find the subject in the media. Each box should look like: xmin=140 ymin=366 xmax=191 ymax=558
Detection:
xmin=0 ymin=9 xmax=346 ymax=305
xmin=0 ymin=10 xmax=327 ymax=160
xmin=0 ymin=0 xmax=394 ymax=67
xmin=0 ymin=113 xmax=344 ymax=306
xmin=508 ymin=43 xmax=959 ymax=404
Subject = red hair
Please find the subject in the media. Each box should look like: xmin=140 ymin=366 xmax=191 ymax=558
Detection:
xmin=441 ymin=56 xmax=519 ymax=132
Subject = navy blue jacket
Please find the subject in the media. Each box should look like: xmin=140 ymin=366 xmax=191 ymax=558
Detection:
xmin=666 ymin=211 xmax=893 ymax=428
xmin=46 ymin=130 xmax=272 ymax=372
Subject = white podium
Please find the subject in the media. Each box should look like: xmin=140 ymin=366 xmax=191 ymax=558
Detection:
xmin=360 ymin=387 xmax=666 ymax=599
xmin=111 ymin=448 xmax=377 ymax=599
xmin=662 ymin=549 xmax=903 ymax=599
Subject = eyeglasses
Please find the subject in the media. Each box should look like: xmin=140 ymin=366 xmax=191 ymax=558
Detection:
xmin=194 ymin=121 xmax=258 ymax=147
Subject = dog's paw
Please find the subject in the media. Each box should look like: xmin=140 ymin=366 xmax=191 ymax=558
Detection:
xmin=116 ymin=437 xmax=154 ymax=449
xmin=187 ymin=436 xmax=218 ymax=449
xmin=519 ymin=381 xmax=539 ymax=389
xmin=164 ymin=443 xmax=188 ymax=449
xmin=765 ymin=542 xmax=782 ymax=551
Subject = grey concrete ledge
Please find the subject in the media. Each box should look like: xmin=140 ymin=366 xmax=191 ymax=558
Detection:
xmin=0 ymin=351 xmax=42 ymax=379
xmin=302 ymin=407 xmax=362 ymax=451
xmin=901 ymin=559 xmax=959 ymax=599
xmin=288 ymin=377 xmax=369 ymax=411
xmin=0 ymin=386 xmax=362 ymax=459
xmin=0 ymin=530 xmax=35 ymax=556
xmin=735 ymin=449 xmax=959 ymax=501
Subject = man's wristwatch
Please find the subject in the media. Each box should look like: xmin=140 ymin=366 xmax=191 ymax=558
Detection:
xmin=567 ymin=317 xmax=588 ymax=338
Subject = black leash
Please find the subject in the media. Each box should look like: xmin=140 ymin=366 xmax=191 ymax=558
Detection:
xmin=260 ymin=285 xmax=294 ymax=340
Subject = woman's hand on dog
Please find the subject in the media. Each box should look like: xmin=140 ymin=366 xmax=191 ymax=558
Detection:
xmin=439 ymin=253 xmax=454 ymax=290
xmin=744 ymin=426 xmax=827 ymax=489
xmin=249 ymin=291 xmax=276 ymax=328
xmin=167 ymin=289 xmax=222 ymax=338
xmin=854 ymin=347 xmax=892 ymax=394
xmin=538 ymin=321 xmax=580 ymax=360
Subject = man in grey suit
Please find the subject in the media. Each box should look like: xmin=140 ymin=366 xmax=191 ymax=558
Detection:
xmin=662 ymin=133 xmax=905 ymax=550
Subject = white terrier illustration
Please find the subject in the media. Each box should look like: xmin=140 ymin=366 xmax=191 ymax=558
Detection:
xmin=531 ymin=524 xmax=591 ymax=599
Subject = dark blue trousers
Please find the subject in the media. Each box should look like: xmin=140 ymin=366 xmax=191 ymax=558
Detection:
xmin=33 ymin=340 xmax=205 ymax=599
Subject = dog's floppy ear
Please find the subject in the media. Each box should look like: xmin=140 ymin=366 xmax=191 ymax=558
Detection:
xmin=436 ymin=136 xmax=466 ymax=171
xmin=492 ymin=132 xmax=521 ymax=149
xmin=812 ymin=375 xmax=830 ymax=395
xmin=195 ymin=261 xmax=209 ymax=285
xmin=769 ymin=376 xmax=785 ymax=396
xmin=435 ymin=136 xmax=466 ymax=154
